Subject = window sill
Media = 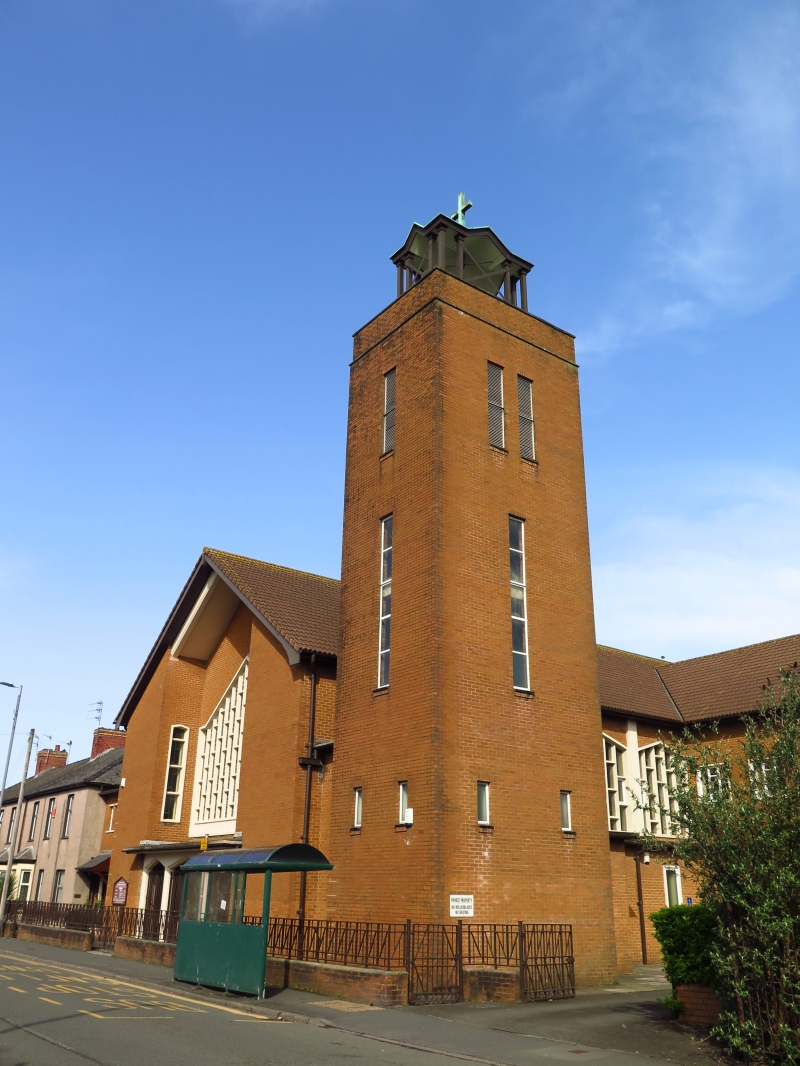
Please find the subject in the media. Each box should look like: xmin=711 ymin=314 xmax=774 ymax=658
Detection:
xmin=514 ymin=689 xmax=535 ymax=699
xmin=478 ymin=824 xmax=494 ymax=833
xmin=350 ymin=827 xmax=361 ymax=836
xmin=561 ymin=829 xmax=576 ymax=837
xmin=490 ymin=445 xmax=508 ymax=454
xmin=521 ymin=457 xmax=538 ymax=467
xmin=373 ymin=687 xmax=389 ymax=697
xmin=394 ymin=823 xmax=411 ymax=833
xmin=380 ymin=450 xmax=394 ymax=461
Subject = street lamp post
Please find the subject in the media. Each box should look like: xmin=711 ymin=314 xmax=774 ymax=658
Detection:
xmin=0 ymin=729 xmax=34 ymax=927
xmin=0 ymin=684 xmax=22 ymax=930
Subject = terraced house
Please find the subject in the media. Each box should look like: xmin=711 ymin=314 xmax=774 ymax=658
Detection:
xmin=106 ymin=209 xmax=800 ymax=984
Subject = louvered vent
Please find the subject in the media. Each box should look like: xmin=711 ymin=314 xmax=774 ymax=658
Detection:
xmin=383 ymin=368 xmax=396 ymax=453
xmin=517 ymin=375 xmax=535 ymax=461
xmin=487 ymin=362 xmax=505 ymax=448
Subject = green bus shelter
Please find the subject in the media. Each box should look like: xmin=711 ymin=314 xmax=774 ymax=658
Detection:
xmin=174 ymin=844 xmax=333 ymax=997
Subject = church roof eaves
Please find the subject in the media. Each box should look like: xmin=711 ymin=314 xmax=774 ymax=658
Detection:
xmin=114 ymin=550 xmax=340 ymax=729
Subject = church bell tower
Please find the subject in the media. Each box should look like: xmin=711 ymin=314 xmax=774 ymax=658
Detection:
xmin=328 ymin=200 xmax=617 ymax=985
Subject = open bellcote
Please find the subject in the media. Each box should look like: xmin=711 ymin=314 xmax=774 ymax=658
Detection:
xmin=390 ymin=213 xmax=533 ymax=311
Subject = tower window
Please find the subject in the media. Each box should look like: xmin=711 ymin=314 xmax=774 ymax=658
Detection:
xmin=353 ymin=787 xmax=362 ymax=829
xmin=378 ymin=516 xmax=393 ymax=688
xmin=162 ymin=726 xmax=188 ymax=822
xmin=488 ymin=363 xmax=505 ymax=448
xmin=477 ymin=782 xmax=490 ymax=825
xmin=560 ymin=791 xmax=572 ymax=831
xmin=517 ymin=376 xmax=535 ymax=461
xmin=509 ymin=517 xmax=529 ymax=689
xmin=398 ymin=781 xmax=412 ymax=824
xmin=383 ymin=368 xmax=396 ymax=454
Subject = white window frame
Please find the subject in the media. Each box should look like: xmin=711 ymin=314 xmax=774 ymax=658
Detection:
xmin=106 ymin=803 xmax=117 ymax=833
xmin=34 ymin=868 xmax=45 ymax=902
xmin=697 ymin=764 xmax=725 ymax=797
xmin=639 ymin=743 xmax=676 ymax=836
xmin=509 ymin=516 xmax=530 ymax=690
xmin=188 ymin=658 xmax=248 ymax=838
xmin=6 ymin=806 xmax=16 ymax=844
xmin=477 ymin=782 xmax=490 ymax=825
xmin=43 ymin=798 xmax=56 ymax=840
xmin=603 ymin=736 xmax=629 ymax=831
xmin=377 ymin=516 xmax=392 ymax=689
xmin=61 ymin=794 xmax=74 ymax=839
xmin=28 ymin=801 xmax=39 ymax=842
xmin=52 ymin=869 xmax=64 ymax=904
xmin=17 ymin=869 xmax=31 ymax=901
xmin=560 ymin=790 xmax=572 ymax=832
xmin=161 ymin=725 xmax=190 ymax=823
xmin=353 ymin=787 xmax=362 ymax=829
xmin=663 ymin=865 xmax=682 ymax=908
xmin=398 ymin=781 xmax=411 ymax=825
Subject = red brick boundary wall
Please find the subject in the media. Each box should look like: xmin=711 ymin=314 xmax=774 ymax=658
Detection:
xmin=114 ymin=936 xmax=176 ymax=967
xmin=676 ymin=984 xmax=722 ymax=1026
xmin=3 ymin=922 xmax=93 ymax=952
xmin=265 ymin=957 xmax=407 ymax=1006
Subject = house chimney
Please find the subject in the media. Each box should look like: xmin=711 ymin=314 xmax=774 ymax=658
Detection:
xmin=91 ymin=727 xmax=126 ymax=760
xmin=36 ymin=745 xmax=68 ymax=775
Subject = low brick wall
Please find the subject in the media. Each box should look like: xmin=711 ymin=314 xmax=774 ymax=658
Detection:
xmin=265 ymin=957 xmax=407 ymax=1006
xmin=463 ymin=966 xmax=520 ymax=1002
xmin=7 ymin=922 xmax=93 ymax=952
xmin=114 ymin=937 xmax=176 ymax=967
xmin=676 ymin=984 xmax=722 ymax=1026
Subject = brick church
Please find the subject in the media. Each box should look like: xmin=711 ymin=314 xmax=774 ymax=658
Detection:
xmin=106 ymin=208 xmax=800 ymax=985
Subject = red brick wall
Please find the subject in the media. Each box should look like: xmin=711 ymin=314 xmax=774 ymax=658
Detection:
xmin=329 ymin=269 xmax=617 ymax=984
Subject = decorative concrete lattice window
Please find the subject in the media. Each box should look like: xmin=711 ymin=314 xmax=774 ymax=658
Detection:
xmin=604 ymin=738 xmax=628 ymax=831
xmin=190 ymin=658 xmax=248 ymax=837
xmin=639 ymin=743 xmax=676 ymax=836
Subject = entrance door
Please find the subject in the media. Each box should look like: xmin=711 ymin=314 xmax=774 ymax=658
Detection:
xmin=144 ymin=864 xmax=164 ymax=940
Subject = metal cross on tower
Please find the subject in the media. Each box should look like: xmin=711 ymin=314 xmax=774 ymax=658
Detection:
xmin=451 ymin=191 xmax=473 ymax=226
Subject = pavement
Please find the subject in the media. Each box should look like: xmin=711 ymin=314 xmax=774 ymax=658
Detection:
xmin=0 ymin=939 xmax=719 ymax=1066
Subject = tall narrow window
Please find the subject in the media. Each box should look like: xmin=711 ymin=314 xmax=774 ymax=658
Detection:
xmin=61 ymin=794 xmax=74 ymax=839
xmin=398 ymin=781 xmax=412 ymax=824
xmin=162 ymin=726 xmax=188 ymax=821
xmin=383 ymin=368 xmax=396 ymax=453
xmin=488 ymin=362 xmax=505 ymax=448
xmin=107 ymin=804 xmax=117 ymax=832
xmin=509 ymin=517 xmax=529 ymax=689
xmin=664 ymin=867 xmax=681 ymax=907
xmin=28 ymin=801 xmax=39 ymax=841
xmin=604 ymin=740 xmax=628 ymax=831
xmin=477 ymin=782 xmax=490 ymax=825
xmin=6 ymin=807 xmax=16 ymax=844
xmin=517 ymin=376 xmax=535 ymax=461
xmin=34 ymin=869 xmax=45 ymax=902
xmin=353 ymin=787 xmax=362 ymax=829
xmin=560 ymin=791 xmax=572 ymax=831
xmin=18 ymin=870 xmax=30 ymax=901
xmin=43 ymin=798 xmax=56 ymax=840
xmin=52 ymin=869 xmax=64 ymax=904
xmin=378 ymin=516 xmax=392 ymax=688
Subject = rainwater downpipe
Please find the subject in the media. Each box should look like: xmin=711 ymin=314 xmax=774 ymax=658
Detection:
xmin=635 ymin=848 xmax=648 ymax=965
xmin=298 ymin=653 xmax=317 ymax=936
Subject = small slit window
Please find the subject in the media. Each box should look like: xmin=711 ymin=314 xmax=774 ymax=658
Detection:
xmin=353 ymin=787 xmax=362 ymax=829
xmin=560 ymin=790 xmax=572 ymax=831
xmin=477 ymin=782 xmax=490 ymax=825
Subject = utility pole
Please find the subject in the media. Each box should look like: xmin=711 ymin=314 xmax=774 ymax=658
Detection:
xmin=0 ymin=728 xmax=34 ymax=928
xmin=0 ymin=684 xmax=22 ymax=818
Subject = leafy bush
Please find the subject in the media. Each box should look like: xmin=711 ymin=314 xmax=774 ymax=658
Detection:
xmin=650 ymin=903 xmax=717 ymax=989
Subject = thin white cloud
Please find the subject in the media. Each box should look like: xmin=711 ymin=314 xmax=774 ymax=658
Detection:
xmin=526 ymin=1 xmax=800 ymax=356
xmin=591 ymin=465 xmax=800 ymax=660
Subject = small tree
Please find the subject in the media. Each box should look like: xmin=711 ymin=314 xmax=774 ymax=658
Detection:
xmin=645 ymin=669 xmax=800 ymax=1061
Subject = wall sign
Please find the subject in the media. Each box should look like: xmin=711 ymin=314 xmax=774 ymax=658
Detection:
xmin=449 ymin=894 xmax=474 ymax=918
xmin=112 ymin=878 xmax=128 ymax=906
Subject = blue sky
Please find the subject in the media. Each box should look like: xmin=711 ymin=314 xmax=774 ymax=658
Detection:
xmin=1 ymin=0 xmax=799 ymax=766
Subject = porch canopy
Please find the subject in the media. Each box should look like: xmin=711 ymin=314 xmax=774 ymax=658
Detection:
xmin=174 ymin=844 xmax=333 ymax=997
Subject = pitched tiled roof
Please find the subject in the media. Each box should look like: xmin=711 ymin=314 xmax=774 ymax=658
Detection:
xmin=1 ymin=746 xmax=123 ymax=805
xmin=659 ymin=633 xmax=800 ymax=723
xmin=205 ymin=549 xmax=340 ymax=658
xmin=597 ymin=646 xmax=681 ymax=722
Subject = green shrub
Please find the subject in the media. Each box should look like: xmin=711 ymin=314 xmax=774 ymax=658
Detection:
xmin=650 ymin=903 xmax=717 ymax=989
